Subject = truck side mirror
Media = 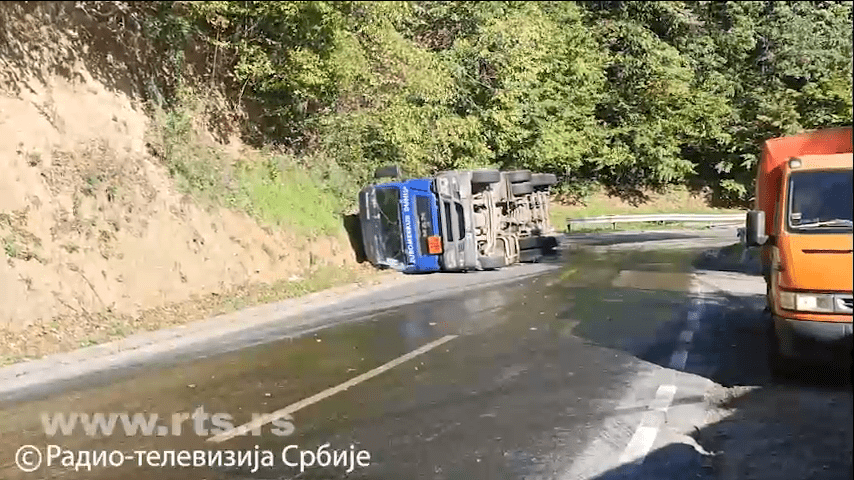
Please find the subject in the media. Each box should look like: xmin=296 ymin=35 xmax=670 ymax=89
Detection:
xmin=745 ymin=210 xmax=767 ymax=247
xmin=374 ymin=165 xmax=402 ymax=180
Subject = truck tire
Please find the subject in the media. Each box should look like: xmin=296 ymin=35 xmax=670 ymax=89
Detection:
xmin=519 ymin=248 xmax=543 ymax=263
xmin=531 ymin=173 xmax=557 ymax=187
xmin=374 ymin=165 xmax=402 ymax=179
xmin=478 ymin=255 xmax=506 ymax=270
xmin=511 ymin=182 xmax=534 ymax=196
xmin=540 ymin=235 xmax=558 ymax=252
xmin=471 ymin=169 xmax=501 ymax=184
xmin=767 ymin=319 xmax=798 ymax=379
xmin=518 ymin=236 xmax=539 ymax=250
xmin=505 ymin=170 xmax=532 ymax=183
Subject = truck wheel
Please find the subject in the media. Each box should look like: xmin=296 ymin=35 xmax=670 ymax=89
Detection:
xmin=505 ymin=170 xmax=532 ymax=183
xmin=511 ymin=182 xmax=534 ymax=196
xmin=519 ymin=248 xmax=543 ymax=263
xmin=374 ymin=165 xmax=402 ymax=179
xmin=540 ymin=235 xmax=558 ymax=252
xmin=767 ymin=319 xmax=797 ymax=379
xmin=478 ymin=255 xmax=506 ymax=270
xmin=531 ymin=173 xmax=557 ymax=187
xmin=471 ymin=169 xmax=501 ymax=184
xmin=518 ymin=236 xmax=539 ymax=250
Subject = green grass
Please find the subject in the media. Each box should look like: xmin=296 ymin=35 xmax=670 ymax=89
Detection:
xmin=2 ymin=236 xmax=19 ymax=258
xmin=148 ymin=88 xmax=347 ymax=238
xmin=237 ymin=162 xmax=343 ymax=237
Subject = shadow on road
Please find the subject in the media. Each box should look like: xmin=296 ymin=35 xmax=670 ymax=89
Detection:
xmin=543 ymin=240 xmax=851 ymax=480
xmin=576 ymin=246 xmax=853 ymax=480
xmin=587 ymin=369 xmax=852 ymax=480
xmin=590 ymin=442 xmax=712 ymax=480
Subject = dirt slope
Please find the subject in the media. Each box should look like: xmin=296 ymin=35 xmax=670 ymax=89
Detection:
xmin=0 ymin=3 xmax=358 ymax=360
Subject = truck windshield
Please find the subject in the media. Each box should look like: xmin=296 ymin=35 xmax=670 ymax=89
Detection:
xmin=788 ymin=169 xmax=853 ymax=232
xmin=375 ymin=187 xmax=407 ymax=265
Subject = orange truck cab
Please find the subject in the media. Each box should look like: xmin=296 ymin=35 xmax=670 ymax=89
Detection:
xmin=744 ymin=127 xmax=853 ymax=370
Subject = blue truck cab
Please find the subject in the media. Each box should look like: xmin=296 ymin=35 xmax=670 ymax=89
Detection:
xmin=358 ymin=178 xmax=443 ymax=274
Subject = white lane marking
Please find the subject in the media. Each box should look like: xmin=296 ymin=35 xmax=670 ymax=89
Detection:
xmin=207 ymin=334 xmax=458 ymax=443
xmin=669 ymin=349 xmax=688 ymax=370
xmin=686 ymin=277 xmax=705 ymax=331
xmin=618 ymin=426 xmax=659 ymax=465
xmin=671 ymin=276 xmax=704 ymax=370
xmin=617 ymin=276 xmax=708 ymax=469
xmin=687 ymin=316 xmax=701 ymax=332
xmin=618 ymin=384 xmax=678 ymax=465
xmin=650 ymin=384 xmax=677 ymax=411
xmin=686 ymin=308 xmax=702 ymax=323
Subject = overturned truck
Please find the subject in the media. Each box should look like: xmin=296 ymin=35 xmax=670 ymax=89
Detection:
xmin=358 ymin=166 xmax=559 ymax=274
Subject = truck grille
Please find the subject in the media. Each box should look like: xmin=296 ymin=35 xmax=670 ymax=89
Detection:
xmin=841 ymin=296 xmax=853 ymax=312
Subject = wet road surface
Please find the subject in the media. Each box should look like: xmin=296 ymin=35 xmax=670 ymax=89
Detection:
xmin=1 ymin=227 xmax=850 ymax=480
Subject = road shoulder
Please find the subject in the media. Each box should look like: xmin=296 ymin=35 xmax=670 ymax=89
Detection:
xmin=0 ymin=272 xmax=418 ymax=401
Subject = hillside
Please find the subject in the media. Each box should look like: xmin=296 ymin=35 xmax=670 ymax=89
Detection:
xmin=0 ymin=2 xmax=365 ymax=363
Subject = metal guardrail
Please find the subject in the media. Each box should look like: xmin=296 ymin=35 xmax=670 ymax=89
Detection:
xmin=566 ymin=213 xmax=745 ymax=232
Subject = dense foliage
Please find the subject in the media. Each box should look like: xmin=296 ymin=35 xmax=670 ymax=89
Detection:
xmin=149 ymin=1 xmax=852 ymax=206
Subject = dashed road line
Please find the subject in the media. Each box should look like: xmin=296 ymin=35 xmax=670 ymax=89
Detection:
xmin=618 ymin=384 xmax=678 ymax=465
xmin=618 ymin=426 xmax=659 ymax=466
xmin=668 ymin=277 xmax=705 ymax=371
xmin=207 ymin=334 xmax=458 ymax=443
xmin=669 ymin=350 xmax=689 ymax=370
xmin=650 ymin=384 xmax=677 ymax=411
xmin=620 ymin=275 xmax=707 ymax=467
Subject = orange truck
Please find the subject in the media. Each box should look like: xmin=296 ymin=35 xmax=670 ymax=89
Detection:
xmin=744 ymin=126 xmax=853 ymax=373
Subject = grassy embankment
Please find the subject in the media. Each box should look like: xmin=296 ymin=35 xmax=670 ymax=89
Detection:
xmin=121 ymin=90 xmax=384 ymax=333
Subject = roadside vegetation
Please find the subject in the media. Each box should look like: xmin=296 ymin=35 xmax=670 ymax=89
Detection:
xmin=135 ymin=0 xmax=850 ymax=208
xmin=147 ymin=86 xmax=345 ymax=237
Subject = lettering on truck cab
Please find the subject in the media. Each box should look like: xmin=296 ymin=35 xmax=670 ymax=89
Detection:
xmin=401 ymin=187 xmax=416 ymax=265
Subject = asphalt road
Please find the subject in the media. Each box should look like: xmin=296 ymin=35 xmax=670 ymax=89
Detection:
xmin=1 ymin=227 xmax=850 ymax=480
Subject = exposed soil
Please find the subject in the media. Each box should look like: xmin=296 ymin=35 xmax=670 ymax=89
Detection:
xmin=0 ymin=3 xmax=364 ymax=363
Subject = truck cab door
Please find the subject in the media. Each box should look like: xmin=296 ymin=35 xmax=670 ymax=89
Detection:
xmin=410 ymin=191 xmax=442 ymax=272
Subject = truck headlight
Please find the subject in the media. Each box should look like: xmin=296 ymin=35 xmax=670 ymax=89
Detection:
xmin=779 ymin=291 xmax=837 ymax=313
xmin=779 ymin=291 xmax=795 ymax=310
